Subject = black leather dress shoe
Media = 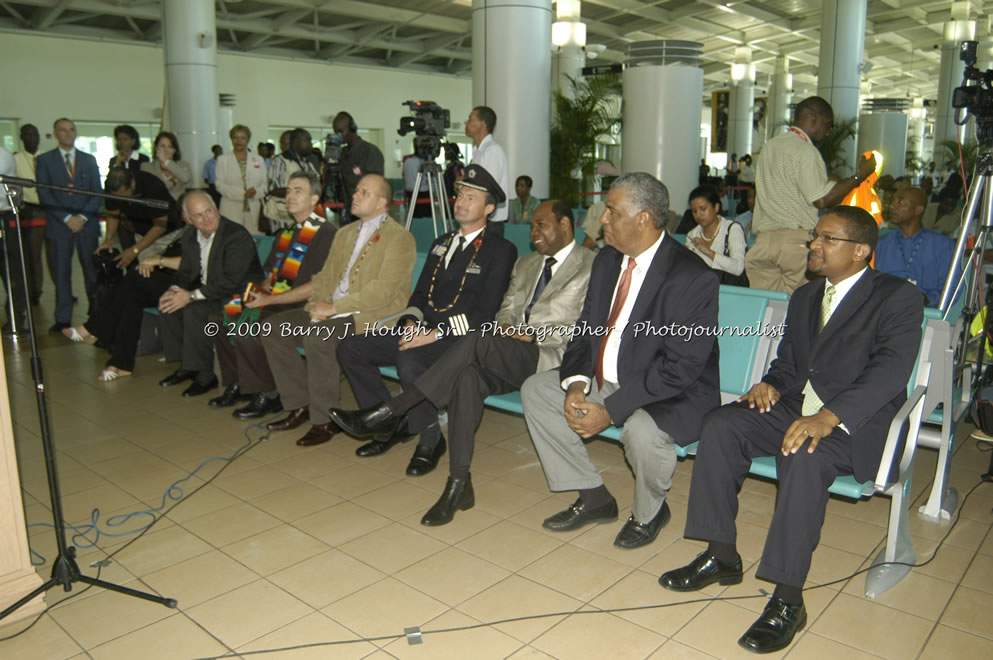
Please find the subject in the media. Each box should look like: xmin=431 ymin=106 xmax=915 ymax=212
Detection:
xmin=542 ymin=497 xmax=618 ymax=532
xmin=233 ymin=394 xmax=283 ymax=420
xmin=328 ymin=403 xmax=400 ymax=439
xmin=614 ymin=500 xmax=671 ymax=549
xmin=183 ymin=376 xmax=218 ymax=397
xmin=421 ymin=475 xmax=474 ymax=526
xmin=738 ymin=597 xmax=806 ymax=654
xmin=658 ymin=550 xmax=743 ymax=592
xmin=267 ymin=407 xmax=309 ymax=431
xmin=209 ymin=383 xmax=251 ymax=408
xmin=406 ymin=434 xmax=446 ymax=476
xmin=160 ymin=369 xmax=196 ymax=388
xmin=354 ymin=428 xmax=415 ymax=457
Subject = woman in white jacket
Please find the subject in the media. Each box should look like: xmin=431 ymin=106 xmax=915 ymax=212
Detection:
xmin=215 ymin=124 xmax=267 ymax=234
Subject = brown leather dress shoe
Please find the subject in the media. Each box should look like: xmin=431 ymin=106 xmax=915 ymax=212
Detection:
xmin=296 ymin=422 xmax=339 ymax=447
xmin=266 ymin=407 xmax=309 ymax=431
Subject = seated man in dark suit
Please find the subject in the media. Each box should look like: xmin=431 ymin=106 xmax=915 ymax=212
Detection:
xmin=330 ymin=164 xmax=517 ymax=461
xmin=208 ymin=170 xmax=337 ymax=415
xmin=330 ymin=200 xmax=593 ymax=525
xmin=520 ymin=172 xmax=721 ymax=550
xmin=158 ymin=192 xmax=263 ymax=396
xmin=659 ymin=206 xmax=922 ymax=654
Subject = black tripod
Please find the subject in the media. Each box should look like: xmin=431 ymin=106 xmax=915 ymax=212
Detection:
xmin=0 ymin=174 xmax=176 ymax=622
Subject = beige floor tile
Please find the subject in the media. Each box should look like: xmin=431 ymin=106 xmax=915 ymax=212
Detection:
xmin=337 ymin=522 xmax=446 ymax=574
xmin=474 ymin=478 xmax=552 ymax=518
xmin=920 ymin=624 xmax=993 ymax=659
xmin=221 ymin=524 xmax=330 ymax=576
xmin=213 ymin=464 xmax=303 ymax=500
xmin=590 ymin=569 xmax=710 ymax=637
xmin=162 ymin=484 xmax=241 ymax=524
xmin=674 ymin=600 xmax=791 ymax=659
xmin=181 ymin=502 xmax=282 ymax=547
xmin=806 ymin=544 xmax=870 ymax=589
xmin=58 ymin=483 xmax=141 ymax=525
xmin=141 ymin=549 xmax=258 ymax=608
xmin=979 ymin=528 xmax=993 ymax=557
xmin=266 ymin=450 xmax=352 ymax=480
xmin=567 ymin=516 xmax=681 ymax=569
xmin=0 ymin=613 xmax=85 ymax=660
xmin=110 ymin=524 xmax=214 ymax=576
xmin=185 ymin=579 xmax=313 ymax=648
xmin=351 ymin=480 xmax=441 ymax=521
xmin=533 ymin=611 xmax=665 ymax=659
xmin=910 ymin=535 xmax=977 ymax=583
xmin=458 ymin=575 xmax=583 ymax=643
xmin=908 ymin=514 xmax=989 ymax=552
xmin=321 ymin=577 xmax=447 ymax=639
xmin=940 ymin=585 xmax=993 ymax=640
xmin=724 ymin=565 xmax=838 ymax=620
xmin=817 ymin=513 xmax=887 ymax=556
xmin=237 ymin=611 xmax=377 ymax=659
xmin=307 ymin=464 xmax=401 ymax=498
xmin=811 ymin=592 xmax=931 ymax=658
xmin=960 ymin=550 xmax=993 ymax=594
xmin=499 ymin=461 xmax=562 ymax=495
xmin=518 ymin=543 xmax=633 ymax=602
xmin=786 ymin=632 xmax=884 ymax=659
xmin=56 ymin=465 xmax=114 ymax=496
xmin=249 ymin=482 xmax=343 ymax=522
xmin=647 ymin=640 xmax=720 ymax=659
xmin=840 ymin=568 xmax=955 ymax=620
xmin=88 ymin=450 xmax=178 ymax=484
xmin=395 ymin=546 xmax=510 ymax=606
xmin=472 ymin=445 xmax=544 ymax=478
xmin=293 ymin=501 xmax=392 ymax=547
xmin=268 ymin=549 xmax=386 ymax=609
xmin=503 ymin=646 xmax=556 ymax=659
xmin=456 ymin=520 xmax=562 ymax=572
xmin=47 ymin=581 xmax=174 ymax=649
xmin=381 ymin=609 xmax=523 ymax=660
xmin=88 ymin=613 xmax=230 ymax=659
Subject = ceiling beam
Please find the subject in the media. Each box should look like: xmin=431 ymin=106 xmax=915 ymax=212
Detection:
xmin=32 ymin=0 xmax=71 ymax=30
xmin=388 ymin=33 xmax=465 ymax=67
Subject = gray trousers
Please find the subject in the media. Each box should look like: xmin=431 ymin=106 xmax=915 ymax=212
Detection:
xmin=520 ymin=370 xmax=676 ymax=523
xmin=261 ymin=308 xmax=354 ymax=425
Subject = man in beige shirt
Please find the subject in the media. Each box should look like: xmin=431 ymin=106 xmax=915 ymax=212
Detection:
xmin=13 ymin=124 xmax=49 ymax=305
xmin=261 ymin=174 xmax=415 ymax=447
xmin=746 ymin=96 xmax=875 ymax=294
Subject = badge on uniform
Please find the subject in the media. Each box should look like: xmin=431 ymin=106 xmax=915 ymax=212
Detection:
xmin=466 ymin=264 xmax=482 ymax=275
xmin=431 ymin=244 xmax=448 ymax=257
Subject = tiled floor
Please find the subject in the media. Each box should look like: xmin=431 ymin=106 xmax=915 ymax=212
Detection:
xmin=1 ymin=316 xmax=992 ymax=659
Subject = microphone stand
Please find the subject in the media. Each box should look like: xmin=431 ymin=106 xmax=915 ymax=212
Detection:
xmin=0 ymin=173 xmax=176 ymax=622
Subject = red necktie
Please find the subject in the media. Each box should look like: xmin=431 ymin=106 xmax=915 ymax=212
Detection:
xmin=595 ymin=257 xmax=636 ymax=389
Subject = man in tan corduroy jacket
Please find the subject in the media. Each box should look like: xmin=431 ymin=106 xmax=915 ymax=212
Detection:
xmin=261 ymin=174 xmax=415 ymax=447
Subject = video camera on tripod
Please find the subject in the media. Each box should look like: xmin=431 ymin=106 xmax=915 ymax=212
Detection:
xmin=953 ymin=40 xmax=993 ymax=143
xmin=397 ymin=101 xmax=453 ymax=235
xmin=398 ymin=100 xmax=450 ymax=162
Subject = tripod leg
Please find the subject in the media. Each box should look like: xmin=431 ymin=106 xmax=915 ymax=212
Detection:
xmin=0 ymin=578 xmax=59 ymax=620
xmin=76 ymin=574 xmax=177 ymax=608
xmin=405 ymin=171 xmax=422 ymax=231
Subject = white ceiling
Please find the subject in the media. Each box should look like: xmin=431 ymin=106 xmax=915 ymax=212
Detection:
xmin=0 ymin=0 xmax=981 ymax=101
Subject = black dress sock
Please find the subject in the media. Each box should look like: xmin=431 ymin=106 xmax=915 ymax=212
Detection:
xmin=773 ymin=583 xmax=804 ymax=606
xmin=387 ymin=386 xmax=426 ymax=416
xmin=578 ymin=485 xmax=613 ymax=509
xmin=706 ymin=541 xmax=739 ymax=566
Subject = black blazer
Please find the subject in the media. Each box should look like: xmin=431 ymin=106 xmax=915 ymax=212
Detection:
xmin=406 ymin=228 xmax=517 ymax=331
xmin=173 ymin=217 xmax=263 ymax=303
xmin=763 ymin=269 xmax=923 ymax=481
xmin=560 ymin=234 xmax=721 ymax=446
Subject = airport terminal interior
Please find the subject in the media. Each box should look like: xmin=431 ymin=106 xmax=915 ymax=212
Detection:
xmin=1 ymin=1 xmax=993 ymax=659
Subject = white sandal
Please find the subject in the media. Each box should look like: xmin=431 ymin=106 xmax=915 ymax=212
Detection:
xmin=98 ymin=368 xmax=131 ymax=382
xmin=64 ymin=327 xmax=96 ymax=344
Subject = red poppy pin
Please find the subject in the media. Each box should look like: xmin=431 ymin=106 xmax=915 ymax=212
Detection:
xmin=473 ymin=239 xmax=482 ymax=248
xmin=373 ymin=234 xmax=381 ymax=243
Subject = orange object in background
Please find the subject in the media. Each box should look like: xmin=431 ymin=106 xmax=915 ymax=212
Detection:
xmin=842 ymin=150 xmax=884 ymax=266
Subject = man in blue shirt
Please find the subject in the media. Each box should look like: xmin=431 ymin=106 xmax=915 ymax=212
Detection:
xmin=876 ymin=186 xmax=958 ymax=307
xmin=202 ymin=144 xmax=222 ymax=206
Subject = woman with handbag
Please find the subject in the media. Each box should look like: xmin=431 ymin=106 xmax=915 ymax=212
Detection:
xmin=686 ymin=185 xmax=749 ymax=287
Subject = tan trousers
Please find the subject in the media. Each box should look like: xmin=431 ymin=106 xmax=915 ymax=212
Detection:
xmin=745 ymin=228 xmax=810 ymax=295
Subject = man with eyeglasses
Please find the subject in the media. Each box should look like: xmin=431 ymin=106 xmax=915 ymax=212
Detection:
xmin=745 ymin=96 xmax=877 ymax=294
xmin=660 ymin=206 xmax=922 ymax=654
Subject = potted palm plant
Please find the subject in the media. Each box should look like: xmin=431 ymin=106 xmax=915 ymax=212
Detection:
xmin=817 ymin=117 xmax=858 ymax=178
xmin=550 ymin=74 xmax=622 ymax=202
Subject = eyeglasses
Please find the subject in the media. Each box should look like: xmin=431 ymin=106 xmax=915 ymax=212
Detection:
xmin=806 ymin=230 xmax=861 ymax=247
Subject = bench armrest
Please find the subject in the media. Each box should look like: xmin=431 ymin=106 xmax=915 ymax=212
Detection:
xmin=874 ymin=363 xmax=930 ymax=492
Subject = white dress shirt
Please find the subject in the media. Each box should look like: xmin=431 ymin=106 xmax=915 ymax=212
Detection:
xmin=191 ymin=230 xmax=217 ymax=300
xmin=470 ymin=134 xmax=509 ymax=223
xmin=563 ymin=231 xmax=666 ymax=391
xmin=335 ymin=213 xmax=387 ymax=301
xmin=444 ymin=226 xmax=485 ymax=269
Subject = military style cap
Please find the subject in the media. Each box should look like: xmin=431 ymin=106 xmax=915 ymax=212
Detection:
xmin=460 ymin=164 xmax=506 ymax=204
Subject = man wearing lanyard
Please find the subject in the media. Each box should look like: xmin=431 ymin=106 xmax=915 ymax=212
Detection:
xmin=875 ymin=186 xmax=958 ymax=307
xmin=746 ymin=97 xmax=876 ymax=294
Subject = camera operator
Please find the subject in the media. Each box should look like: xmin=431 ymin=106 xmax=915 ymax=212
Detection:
xmin=333 ymin=112 xmax=385 ymax=221
xmin=466 ymin=106 xmax=509 ymax=235
xmin=265 ymin=128 xmax=322 ymax=232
